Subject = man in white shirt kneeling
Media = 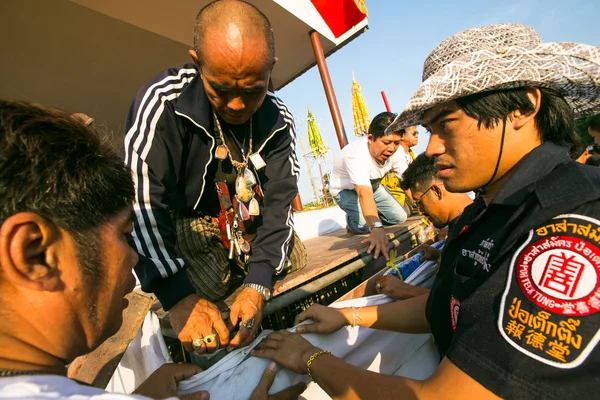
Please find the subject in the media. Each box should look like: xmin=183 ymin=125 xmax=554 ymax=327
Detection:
xmin=329 ymin=112 xmax=412 ymax=260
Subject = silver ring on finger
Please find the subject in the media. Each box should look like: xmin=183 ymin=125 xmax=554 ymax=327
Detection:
xmin=376 ymin=282 xmax=381 ymax=292
xmin=203 ymin=333 xmax=220 ymax=350
xmin=241 ymin=317 xmax=255 ymax=330
xmin=192 ymin=337 xmax=205 ymax=354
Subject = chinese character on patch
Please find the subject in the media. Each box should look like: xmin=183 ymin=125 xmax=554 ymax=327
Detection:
xmin=525 ymin=330 xmax=546 ymax=350
xmin=505 ymin=320 xmax=525 ymax=339
xmin=539 ymin=252 xmax=585 ymax=298
xmin=546 ymin=340 xmax=570 ymax=362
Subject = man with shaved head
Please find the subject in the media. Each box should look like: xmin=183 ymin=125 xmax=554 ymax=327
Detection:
xmin=122 ymin=0 xmax=305 ymax=358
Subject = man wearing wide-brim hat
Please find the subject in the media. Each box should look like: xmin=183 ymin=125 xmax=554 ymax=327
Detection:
xmin=248 ymin=23 xmax=600 ymax=399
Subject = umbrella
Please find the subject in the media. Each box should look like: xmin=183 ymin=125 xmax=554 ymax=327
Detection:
xmin=307 ymin=106 xmax=328 ymax=158
xmin=354 ymin=0 xmax=368 ymax=17
xmin=351 ymin=71 xmax=370 ymax=137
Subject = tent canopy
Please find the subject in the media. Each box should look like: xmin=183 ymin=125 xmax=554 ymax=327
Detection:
xmin=0 ymin=0 xmax=368 ymax=138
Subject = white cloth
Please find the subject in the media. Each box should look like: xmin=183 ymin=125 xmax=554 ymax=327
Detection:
xmin=176 ymin=294 xmax=438 ymax=399
xmin=106 ymin=312 xmax=173 ymax=394
xmin=0 ymin=375 xmax=162 ymax=400
xmin=105 ymin=258 xmax=441 ymax=400
xmin=329 ymin=138 xmax=409 ymax=196
xmin=292 ymin=206 xmax=348 ymax=241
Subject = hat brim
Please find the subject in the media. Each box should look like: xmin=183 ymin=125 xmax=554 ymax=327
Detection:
xmin=387 ymin=42 xmax=600 ymax=133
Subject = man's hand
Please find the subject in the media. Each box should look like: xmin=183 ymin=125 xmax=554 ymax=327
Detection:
xmin=362 ymin=227 xmax=389 ymax=260
xmin=294 ymin=303 xmax=350 ymax=334
xmin=375 ymin=275 xmax=430 ymax=300
xmin=228 ymin=286 xmax=264 ymax=350
xmin=250 ymin=361 xmax=307 ymax=400
xmin=133 ymin=363 xmax=209 ymax=400
xmin=421 ymin=245 xmax=441 ymax=261
xmin=252 ymin=331 xmax=322 ymax=375
xmin=169 ymin=294 xmax=229 ymax=354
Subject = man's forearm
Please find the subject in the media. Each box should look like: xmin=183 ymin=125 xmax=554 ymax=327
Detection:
xmin=340 ymin=294 xmax=430 ymax=333
xmin=356 ymin=188 xmax=380 ymax=227
xmin=310 ymin=354 xmax=424 ymax=400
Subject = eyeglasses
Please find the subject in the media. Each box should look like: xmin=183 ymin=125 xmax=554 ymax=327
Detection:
xmin=414 ymin=186 xmax=433 ymax=209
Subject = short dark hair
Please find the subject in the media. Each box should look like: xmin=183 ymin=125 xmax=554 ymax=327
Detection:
xmin=0 ymin=100 xmax=135 ymax=232
xmin=194 ymin=0 xmax=275 ymax=63
xmin=369 ymin=112 xmax=402 ymax=140
xmin=586 ymin=155 xmax=600 ymax=167
xmin=589 ymin=115 xmax=600 ymax=132
xmin=400 ymin=153 xmax=437 ymax=191
xmin=570 ymin=136 xmax=587 ymax=160
xmin=455 ymin=87 xmax=578 ymax=151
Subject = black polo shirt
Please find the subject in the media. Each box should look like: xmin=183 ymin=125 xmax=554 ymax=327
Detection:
xmin=427 ymin=143 xmax=600 ymax=399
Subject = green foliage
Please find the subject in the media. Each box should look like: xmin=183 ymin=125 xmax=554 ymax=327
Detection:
xmin=576 ymin=115 xmax=596 ymax=146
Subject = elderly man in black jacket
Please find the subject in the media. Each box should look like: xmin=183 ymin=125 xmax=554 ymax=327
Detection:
xmin=122 ymin=0 xmax=305 ymax=355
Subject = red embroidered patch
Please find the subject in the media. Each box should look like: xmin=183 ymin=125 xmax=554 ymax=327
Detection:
xmin=498 ymin=214 xmax=600 ymax=368
xmin=515 ymin=234 xmax=600 ymax=317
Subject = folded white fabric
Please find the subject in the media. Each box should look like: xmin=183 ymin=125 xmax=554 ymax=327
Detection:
xmin=109 ymin=257 xmax=442 ymax=399
xmin=177 ymin=294 xmax=439 ymax=399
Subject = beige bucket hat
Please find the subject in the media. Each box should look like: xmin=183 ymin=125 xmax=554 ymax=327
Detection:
xmin=387 ymin=23 xmax=600 ymax=132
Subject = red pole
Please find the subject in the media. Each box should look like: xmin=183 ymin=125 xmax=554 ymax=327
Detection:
xmin=292 ymin=194 xmax=303 ymax=211
xmin=318 ymin=163 xmax=328 ymax=206
xmin=309 ymin=30 xmax=348 ymax=149
xmin=381 ymin=91 xmax=391 ymax=112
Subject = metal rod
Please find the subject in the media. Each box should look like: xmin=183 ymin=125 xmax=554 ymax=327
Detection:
xmin=381 ymin=91 xmax=391 ymax=112
xmin=299 ymin=136 xmax=321 ymax=204
xmin=319 ymin=163 xmax=328 ymax=206
xmin=309 ymin=30 xmax=348 ymax=149
xmin=263 ymin=230 xmax=414 ymax=317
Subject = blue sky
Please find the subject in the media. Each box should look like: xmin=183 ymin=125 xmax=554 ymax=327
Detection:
xmin=278 ymin=0 xmax=600 ymax=204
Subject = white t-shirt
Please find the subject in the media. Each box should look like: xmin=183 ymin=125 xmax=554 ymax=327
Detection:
xmin=0 ymin=375 xmax=167 ymax=400
xmin=329 ymin=138 xmax=410 ymax=196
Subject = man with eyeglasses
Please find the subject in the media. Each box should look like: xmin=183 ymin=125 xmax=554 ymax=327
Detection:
xmin=375 ymin=153 xmax=473 ymax=300
xmin=398 ymin=125 xmax=419 ymax=165
xmin=403 ymin=154 xmax=473 ymax=234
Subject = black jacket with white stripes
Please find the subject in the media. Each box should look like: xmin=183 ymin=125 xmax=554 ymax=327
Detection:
xmin=121 ymin=64 xmax=299 ymax=310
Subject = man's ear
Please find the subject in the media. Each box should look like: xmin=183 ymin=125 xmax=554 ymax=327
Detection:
xmin=512 ymin=87 xmax=541 ymax=130
xmin=189 ymin=49 xmax=202 ymax=77
xmin=432 ymin=184 xmax=443 ymax=200
xmin=189 ymin=49 xmax=199 ymax=65
xmin=0 ymin=213 xmax=62 ymax=292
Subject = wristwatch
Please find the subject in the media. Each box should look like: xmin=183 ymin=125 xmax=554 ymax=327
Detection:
xmin=369 ymin=221 xmax=384 ymax=231
xmin=242 ymin=283 xmax=272 ymax=301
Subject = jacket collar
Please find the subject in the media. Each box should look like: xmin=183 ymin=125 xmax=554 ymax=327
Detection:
xmin=174 ymin=64 xmax=213 ymax=130
xmin=491 ymin=142 xmax=572 ymax=207
xmin=174 ymin=64 xmax=288 ymax=145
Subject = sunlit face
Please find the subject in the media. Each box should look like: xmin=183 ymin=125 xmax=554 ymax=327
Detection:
xmin=197 ymin=26 xmax=273 ymax=125
xmin=368 ymin=133 xmax=402 ymax=163
xmin=401 ymin=126 xmax=419 ymax=148
xmin=589 ymin=127 xmax=600 ymax=145
xmin=411 ymin=183 xmax=446 ymax=229
xmin=71 ymin=209 xmax=138 ymax=349
xmin=423 ymin=101 xmax=506 ymax=193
